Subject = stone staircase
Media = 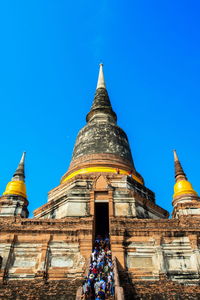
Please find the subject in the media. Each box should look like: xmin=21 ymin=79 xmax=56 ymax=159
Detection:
xmin=76 ymin=256 xmax=124 ymax=300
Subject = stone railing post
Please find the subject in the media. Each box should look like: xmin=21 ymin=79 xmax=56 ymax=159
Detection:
xmin=113 ymin=256 xmax=125 ymax=300
xmin=75 ymin=286 xmax=82 ymax=300
xmin=75 ymin=256 xmax=91 ymax=300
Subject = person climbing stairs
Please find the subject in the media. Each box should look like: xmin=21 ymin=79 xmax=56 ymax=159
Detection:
xmin=81 ymin=236 xmax=114 ymax=300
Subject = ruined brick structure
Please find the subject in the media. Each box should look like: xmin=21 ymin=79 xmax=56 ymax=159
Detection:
xmin=1 ymin=64 xmax=200 ymax=299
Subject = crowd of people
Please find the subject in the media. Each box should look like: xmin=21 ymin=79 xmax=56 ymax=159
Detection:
xmin=81 ymin=236 xmax=115 ymax=300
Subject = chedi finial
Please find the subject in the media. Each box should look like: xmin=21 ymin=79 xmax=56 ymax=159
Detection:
xmin=96 ymin=63 xmax=106 ymax=89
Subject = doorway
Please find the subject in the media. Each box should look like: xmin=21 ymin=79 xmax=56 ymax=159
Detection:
xmin=95 ymin=202 xmax=109 ymax=238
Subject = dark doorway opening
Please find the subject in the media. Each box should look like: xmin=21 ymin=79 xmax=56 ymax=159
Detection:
xmin=95 ymin=202 xmax=109 ymax=238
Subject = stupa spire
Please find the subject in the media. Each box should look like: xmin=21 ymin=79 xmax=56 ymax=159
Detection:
xmin=13 ymin=152 xmax=26 ymax=181
xmin=173 ymin=150 xmax=187 ymax=182
xmin=86 ymin=64 xmax=117 ymax=123
xmin=96 ymin=63 xmax=106 ymax=89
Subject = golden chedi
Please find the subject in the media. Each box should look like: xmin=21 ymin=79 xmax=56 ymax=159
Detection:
xmin=173 ymin=150 xmax=197 ymax=198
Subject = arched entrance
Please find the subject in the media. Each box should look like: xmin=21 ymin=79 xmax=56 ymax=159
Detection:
xmin=95 ymin=202 xmax=109 ymax=238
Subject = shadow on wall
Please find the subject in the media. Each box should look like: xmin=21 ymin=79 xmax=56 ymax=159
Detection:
xmin=116 ymin=259 xmax=138 ymax=300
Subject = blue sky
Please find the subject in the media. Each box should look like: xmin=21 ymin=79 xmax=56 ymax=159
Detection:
xmin=0 ymin=1 xmax=200 ymax=217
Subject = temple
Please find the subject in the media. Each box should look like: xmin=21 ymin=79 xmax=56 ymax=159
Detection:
xmin=0 ymin=65 xmax=200 ymax=299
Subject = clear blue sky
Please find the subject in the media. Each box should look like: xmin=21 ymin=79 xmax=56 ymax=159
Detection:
xmin=0 ymin=1 xmax=200 ymax=217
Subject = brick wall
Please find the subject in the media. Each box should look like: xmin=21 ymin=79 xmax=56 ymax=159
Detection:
xmin=0 ymin=279 xmax=81 ymax=300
